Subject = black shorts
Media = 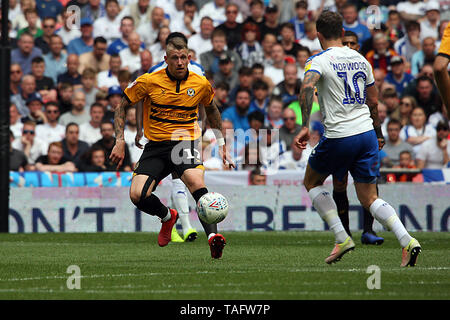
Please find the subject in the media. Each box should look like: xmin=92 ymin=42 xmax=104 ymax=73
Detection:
xmin=133 ymin=140 xmax=203 ymax=189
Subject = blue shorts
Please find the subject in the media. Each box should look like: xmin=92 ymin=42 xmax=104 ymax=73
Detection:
xmin=308 ymin=130 xmax=380 ymax=184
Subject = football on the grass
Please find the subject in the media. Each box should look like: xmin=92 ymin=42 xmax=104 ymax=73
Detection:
xmin=197 ymin=192 xmax=229 ymax=224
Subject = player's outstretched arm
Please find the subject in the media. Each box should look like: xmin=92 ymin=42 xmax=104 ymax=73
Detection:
xmin=205 ymin=100 xmax=236 ymax=169
xmin=296 ymin=71 xmax=320 ymax=149
xmin=366 ymin=85 xmax=385 ymax=150
xmin=110 ymin=96 xmax=130 ymax=170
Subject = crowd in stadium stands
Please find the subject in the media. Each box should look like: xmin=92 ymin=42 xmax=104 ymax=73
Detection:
xmin=4 ymin=0 xmax=450 ymax=181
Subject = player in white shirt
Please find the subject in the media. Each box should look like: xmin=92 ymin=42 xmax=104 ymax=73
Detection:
xmin=295 ymin=11 xmax=421 ymax=266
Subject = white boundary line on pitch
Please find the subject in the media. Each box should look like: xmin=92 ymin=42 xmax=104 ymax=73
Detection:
xmin=0 ymin=266 xmax=449 ymax=283
xmin=0 ymin=287 xmax=449 ymax=298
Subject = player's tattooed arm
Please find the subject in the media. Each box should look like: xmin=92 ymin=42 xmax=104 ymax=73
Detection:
xmin=366 ymin=84 xmax=385 ymax=149
xmin=366 ymin=85 xmax=380 ymax=127
xmin=114 ymin=96 xmax=130 ymax=141
xmin=204 ymin=99 xmax=223 ymax=135
xmin=295 ymin=71 xmax=320 ymax=150
xmin=205 ymin=99 xmax=236 ymax=169
xmin=135 ymin=100 xmax=144 ymax=149
xmin=110 ymin=96 xmax=130 ymax=169
xmin=299 ymin=71 xmax=320 ymax=128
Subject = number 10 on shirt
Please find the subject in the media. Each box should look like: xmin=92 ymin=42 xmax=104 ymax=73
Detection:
xmin=337 ymin=71 xmax=368 ymax=105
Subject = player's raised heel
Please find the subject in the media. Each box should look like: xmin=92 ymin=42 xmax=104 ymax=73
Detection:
xmin=361 ymin=232 xmax=384 ymax=245
xmin=184 ymin=229 xmax=198 ymax=242
xmin=325 ymin=237 xmax=355 ymax=264
xmin=209 ymin=234 xmax=226 ymax=259
xmin=158 ymin=209 xmax=178 ymax=247
xmin=400 ymin=238 xmax=421 ymax=267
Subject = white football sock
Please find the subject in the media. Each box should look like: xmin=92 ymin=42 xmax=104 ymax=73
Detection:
xmin=309 ymin=186 xmax=349 ymax=243
xmin=208 ymin=233 xmax=216 ymax=240
xmin=370 ymin=198 xmax=412 ymax=248
xmin=172 ymin=178 xmax=193 ymax=234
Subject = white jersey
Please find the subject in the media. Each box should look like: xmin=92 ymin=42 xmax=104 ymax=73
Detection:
xmin=305 ymin=46 xmax=375 ymax=139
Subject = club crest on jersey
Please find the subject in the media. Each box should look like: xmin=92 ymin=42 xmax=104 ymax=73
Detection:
xmin=187 ymin=88 xmax=195 ymax=97
xmin=127 ymin=80 xmax=137 ymax=88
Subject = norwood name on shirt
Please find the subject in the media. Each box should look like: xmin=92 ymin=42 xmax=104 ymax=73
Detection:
xmin=330 ymin=61 xmax=369 ymax=72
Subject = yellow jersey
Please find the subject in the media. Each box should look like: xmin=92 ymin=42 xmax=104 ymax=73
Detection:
xmin=124 ymin=68 xmax=214 ymax=142
xmin=438 ymin=23 xmax=450 ymax=58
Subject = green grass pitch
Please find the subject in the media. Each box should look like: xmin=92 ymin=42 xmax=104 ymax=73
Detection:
xmin=0 ymin=231 xmax=448 ymax=300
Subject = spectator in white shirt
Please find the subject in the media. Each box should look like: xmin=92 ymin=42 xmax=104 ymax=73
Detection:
xmin=59 ymin=91 xmax=91 ymax=126
xmin=299 ymin=21 xmax=322 ymax=52
xmin=137 ymin=6 xmax=167 ymax=49
xmin=119 ymin=32 xmax=144 ymax=73
xmin=170 ymin=0 xmax=201 ymax=38
xmin=259 ymin=127 xmax=287 ymax=173
xmin=132 ymin=49 xmax=153 ymax=80
xmin=93 ymin=0 xmax=123 ymax=43
xmin=120 ymin=0 xmax=153 ymax=28
xmin=199 ymin=0 xmax=239 ymax=27
xmin=10 ymin=103 xmax=24 ymax=139
xmin=12 ymin=0 xmax=42 ymax=35
xmin=165 ymin=0 xmax=186 ymax=28
xmin=56 ymin=9 xmax=82 ymax=46
xmin=296 ymin=45 xmax=310 ymax=80
xmin=107 ymin=16 xmax=146 ymax=56
xmin=8 ymin=0 xmax=21 ymax=25
xmin=150 ymin=26 xmax=170 ymax=64
xmin=400 ymin=106 xmax=437 ymax=154
xmin=278 ymin=120 xmax=323 ymax=171
xmin=416 ymin=121 xmax=450 ymax=169
xmin=36 ymin=102 xmax=66 ymax=144
xmin=77 ymin=68 xmax=99 ymax=110
xmin=189 ymin=16 xmax=214 ymax=57
xmin=12 ymin=120 xmax=48 ymax=164
xmin=79 ymin=103 xmax=105 ymax=145
xmin=397 ymin=0 xmax=426 ymax=22
xmin=394 ymin=21 xmax=422 ymax=63
xmin=420 ymin=1 xmax=440 ymax=41
xmin=97 ymin=54 xmax=121 ymax=92
xmin=264 ymin=43 xmax=286 ymax=85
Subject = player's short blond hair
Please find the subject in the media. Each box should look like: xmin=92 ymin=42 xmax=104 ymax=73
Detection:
xmin=166 ymin=37 xmax=188 ymax=54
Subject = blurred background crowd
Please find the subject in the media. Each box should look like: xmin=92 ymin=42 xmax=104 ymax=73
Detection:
xmin=2 ymin=0 xmax=450 ymax=182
